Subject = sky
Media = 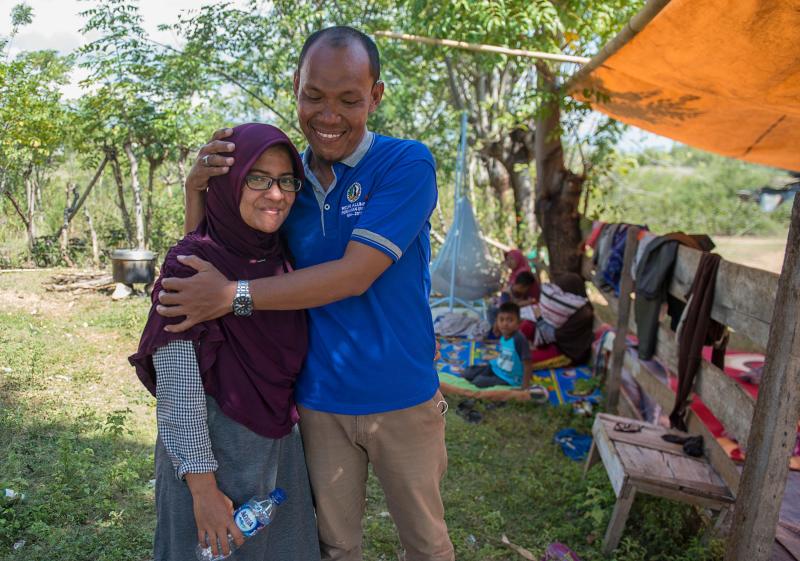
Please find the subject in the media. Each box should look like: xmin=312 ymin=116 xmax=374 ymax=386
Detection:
xmin=0 ymin=0 xmax=673 ymax=152
xmin=1 ymin=0 xmax=227 ymax=98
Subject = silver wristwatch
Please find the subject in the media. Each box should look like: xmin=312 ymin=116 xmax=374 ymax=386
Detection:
xmin=232 ymin=280 xmax=253 ymax=317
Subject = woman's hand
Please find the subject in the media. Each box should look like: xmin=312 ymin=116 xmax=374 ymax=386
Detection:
xmin=186 ymin=473 xmax=245 ymax=557
xmin=157 ymin=255 xmax=237 ymax=332
xmin=186 ymin=128 xmax=236 ymax=193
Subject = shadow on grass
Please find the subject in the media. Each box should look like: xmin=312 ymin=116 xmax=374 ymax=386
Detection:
xmin=0 ymin=405 xmax=157 ymax=561
xmin=0 ymin=298 xmax=157 ymax=561
xmin=0 ymin=290 xmax=723 ymax=561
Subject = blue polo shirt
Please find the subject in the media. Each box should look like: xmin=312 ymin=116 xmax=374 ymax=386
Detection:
xmin=282 ymin=131 xmax=439 ymax=415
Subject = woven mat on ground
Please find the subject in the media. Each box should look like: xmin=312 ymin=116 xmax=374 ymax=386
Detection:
xmin=436 ymin=336 xmax=601 ymax=404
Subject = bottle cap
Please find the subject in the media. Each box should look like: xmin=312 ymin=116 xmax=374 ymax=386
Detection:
xmin=269 ymin=488 xmax=287 ymax=505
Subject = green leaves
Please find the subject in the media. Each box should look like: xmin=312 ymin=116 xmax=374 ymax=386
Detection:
xmin=10 ymin=3 xmax=33 ymax=35
xmin=0 ymin=49 xmax=70 ymax=202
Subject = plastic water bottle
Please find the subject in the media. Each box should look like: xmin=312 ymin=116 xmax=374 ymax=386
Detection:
xmin=195 ymin=488 xmax=286 ymax=561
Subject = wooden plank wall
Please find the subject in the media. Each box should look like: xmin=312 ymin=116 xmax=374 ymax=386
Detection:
xmin=669 ymin=245 xmax=778 ymax=350
xmin=584 ymin=239 xmax=783 ymax=432
xmin=584 ymin=214 xmax=800 ymax=561
xmin=723 ymin=197 xmax=800 ymax=561
xmin=583 ymin=237 xmax=782 ymax=492
xmin=592 ymin=284 xmax=743 ymax=493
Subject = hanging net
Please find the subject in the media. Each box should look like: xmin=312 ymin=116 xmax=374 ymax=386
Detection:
xmin=431 ymin=196 xmax=502 ymax=301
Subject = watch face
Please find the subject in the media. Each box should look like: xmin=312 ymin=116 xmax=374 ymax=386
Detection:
xmin=233 ymin=296 xmax=253 ymax=317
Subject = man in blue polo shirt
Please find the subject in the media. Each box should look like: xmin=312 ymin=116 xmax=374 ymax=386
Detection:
xmin=157 ymin=27 xmax=454 ymax=561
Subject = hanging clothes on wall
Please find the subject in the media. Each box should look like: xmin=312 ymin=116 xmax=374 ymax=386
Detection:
xmin=592 ymin=223 xmax=620 ymax=285
xmin=634 ymin=233 xmax=716 ymax=360
xmin=670 ymin=252 xmax=729 ymax=432
xmin=634 ymin=236 xmax=680 ymax=360
xmin=602 ymin=224 xmax=632 ymax=295
xmin=631 ymin=230 xmax=658 ymax=282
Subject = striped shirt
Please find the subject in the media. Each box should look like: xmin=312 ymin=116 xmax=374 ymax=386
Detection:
xmin=534 ymin=283 xmax=589 ymax=347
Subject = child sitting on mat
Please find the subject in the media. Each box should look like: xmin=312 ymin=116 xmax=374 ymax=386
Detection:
xmin=464 ymin=302 xmax=533 ymax=389
xmin=488 ymin=271 xmax=539 ymax=339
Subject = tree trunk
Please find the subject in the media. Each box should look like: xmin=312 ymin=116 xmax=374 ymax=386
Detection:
xmin=123 ymin=142 xmax=146 ymax=249
xmin=507 ymin=164 xmax=535 ymax=244
xmin=24 ymin=171 xmax=36 ymax=252
xmin=144 ymin=156 xmax=162 ymax=244
xmin=481 ymin=156 xmax=510 ymax=198
xmin=479 ymin=156 xmax=511 ymax=233
xmin=34 ymin=170 xmax=43 ymax=212
xmin=534 ymin=63 xmax=584 ymax=275
xmin=175 ymin=147 xmax=190 ymax=199
xmin=109 ymin=151 xmax=134 ymax=246
xmin=54 ymin=155 xmax=108 ymax=240
xmin=482 ymin=124 xmax=537 ymax=244
xmin=84 ymin=206 xmax=100 ymax=268
xmin=60 ymin=182 xmax=77 ymax=266
xmin=4 ymin=190 xmax=30 ymax=232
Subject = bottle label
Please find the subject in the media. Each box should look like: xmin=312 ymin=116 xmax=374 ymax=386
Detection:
xmin=234 ymin=505 xmax=263 ymax=537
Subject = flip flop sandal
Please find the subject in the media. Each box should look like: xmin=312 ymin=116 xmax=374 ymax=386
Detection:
xmin=529 ymin=385 xmax=549 ymax=404
xmin=457 ymin=399 xmax=476 ymax=414
xmin=465 ymin=409 xmax=482 ymax=424
xmin=613 ymin=421 xmax=643 ymax=433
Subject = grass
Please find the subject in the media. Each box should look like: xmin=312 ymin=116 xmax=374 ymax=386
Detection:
xmin=0 ymin=271 xmax=724 ymax=561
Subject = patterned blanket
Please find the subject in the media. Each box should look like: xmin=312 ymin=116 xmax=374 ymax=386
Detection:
xmin=436 ymin=337 xmax=601 ymax=405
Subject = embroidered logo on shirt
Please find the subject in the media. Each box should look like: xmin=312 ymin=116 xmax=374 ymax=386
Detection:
xmin=341 ymin=201 xmax=365 ymax=218
xmin=346 ymin=182 xmax=362 ymax=203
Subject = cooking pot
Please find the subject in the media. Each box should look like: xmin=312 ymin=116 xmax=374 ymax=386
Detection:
xmin=111 ymin=249 xmax=157 ymax=285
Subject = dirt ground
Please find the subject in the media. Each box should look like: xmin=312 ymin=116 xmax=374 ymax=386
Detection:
xmin=712 ymin=235 xmax=788 ymax=274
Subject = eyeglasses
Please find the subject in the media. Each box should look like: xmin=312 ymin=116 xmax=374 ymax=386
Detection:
xmin=244 ymin=174 xmax=303 ymax=193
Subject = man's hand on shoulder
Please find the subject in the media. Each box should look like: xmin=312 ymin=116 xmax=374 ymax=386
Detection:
xmin=157 ymin=255 xmax=236 ymax=332
xmin=186 ymin=128 xmax=236 ymax=193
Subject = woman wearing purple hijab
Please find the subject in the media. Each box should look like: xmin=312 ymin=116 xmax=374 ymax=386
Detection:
xmin=130 ymin=124 xmax=320 ymax=560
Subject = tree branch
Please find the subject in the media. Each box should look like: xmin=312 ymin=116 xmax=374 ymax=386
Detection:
xmin=54 ymin=155 xmax=109 ymax=239
xmin=4 ymin=190 xmax=30 ymax=228
xmin=212 ymin=68 xmax=302 ymax=136
xmin=444 ymin=56 xmax=466 ymax=111
xmin=148 ymin=38 xmax=302 ymax=135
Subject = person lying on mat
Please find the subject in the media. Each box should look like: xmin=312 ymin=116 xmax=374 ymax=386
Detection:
xmin=463 ymin=302 xmax=533 ymax=389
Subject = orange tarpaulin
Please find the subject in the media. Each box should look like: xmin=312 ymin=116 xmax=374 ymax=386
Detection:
xmin=570 ymin=0 xmax=800 ymax=171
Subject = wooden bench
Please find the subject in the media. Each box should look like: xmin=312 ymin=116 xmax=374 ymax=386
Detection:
xmin=580 ymin=221 xmax=800 ymax=558
xmin=585 ymin=413 xmax=735 ymax=552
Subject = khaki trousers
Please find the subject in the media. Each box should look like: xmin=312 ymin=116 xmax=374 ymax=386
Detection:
xmin=298 ymin=392 xmax=455 ymax=561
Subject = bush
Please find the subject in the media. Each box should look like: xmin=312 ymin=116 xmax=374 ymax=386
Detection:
xmin=591 ymin=146 xmax=791 ymax=237
xmin=29 ymin=235 xmax=90 ymax=267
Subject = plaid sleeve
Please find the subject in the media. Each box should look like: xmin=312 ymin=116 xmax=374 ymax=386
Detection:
xmin=153 ymin=340 xmax=218 ymax=480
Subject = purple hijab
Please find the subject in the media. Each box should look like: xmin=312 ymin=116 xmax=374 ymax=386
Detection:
xmin=129 ymin=123 xmax=308 ymax=439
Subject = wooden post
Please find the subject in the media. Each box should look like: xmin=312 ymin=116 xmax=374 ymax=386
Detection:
xmin=562 ymin=0 xmax=672 ymax=94
xmin=603 ymin=483 xmax=637 ymax=554
xmin=374 ymin=31 xmax=591 ymax=64
xmin=606 ymin=226 xmax=640 ymax=411
xmin=724 ymin=196 xmax=800 ymax=561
